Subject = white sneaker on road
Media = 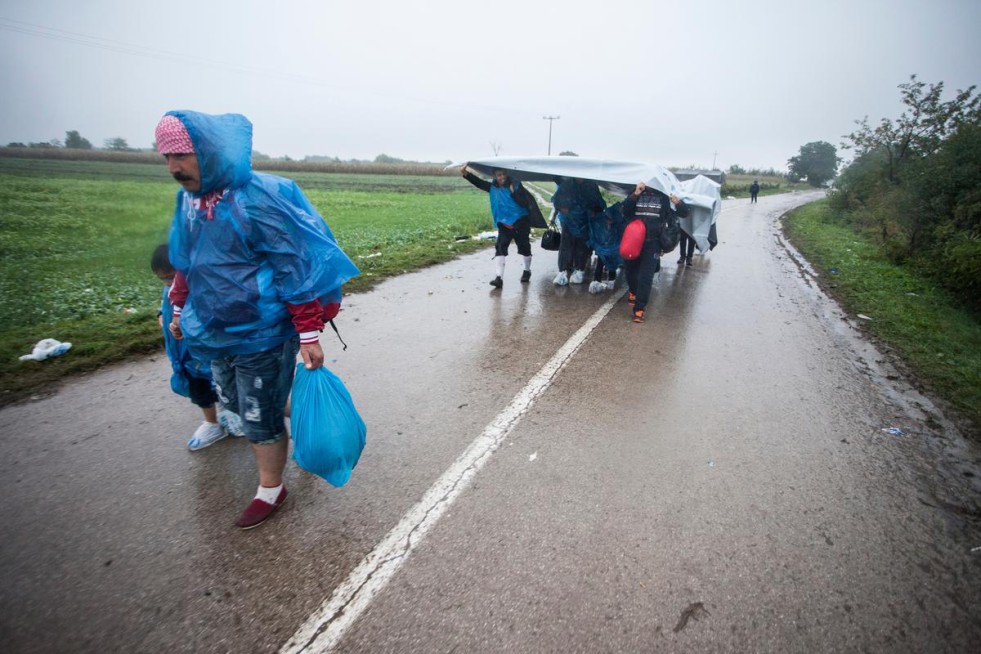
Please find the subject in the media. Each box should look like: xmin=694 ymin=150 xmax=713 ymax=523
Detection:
xmin=588 ymin=281 xmax=606 ymax=294
xmin=570 ymin=270 xmax=585 ymax=284
xmin=553 ymin=271 xmax=569 ymax=286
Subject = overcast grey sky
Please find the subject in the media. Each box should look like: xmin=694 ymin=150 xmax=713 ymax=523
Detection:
xmin=1 ymin=0 xmax=978 ymax=171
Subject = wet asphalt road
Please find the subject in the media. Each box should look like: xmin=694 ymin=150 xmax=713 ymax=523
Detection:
xmin=2 ymin=191 xmax=980 ymax=653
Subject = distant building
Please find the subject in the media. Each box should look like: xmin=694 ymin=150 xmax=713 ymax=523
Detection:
xmin=673 ymin=168 xmax=726 ymax=186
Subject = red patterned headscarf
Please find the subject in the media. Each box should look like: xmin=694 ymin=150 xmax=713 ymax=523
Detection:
xmin=155 ymin=115 xmax=194 ymax=154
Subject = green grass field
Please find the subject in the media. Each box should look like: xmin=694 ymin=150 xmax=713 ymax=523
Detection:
xmin=784 ymin=201 xmax=981 ymax=436
xmin=0 ymin=158 xmax=493 ymax=403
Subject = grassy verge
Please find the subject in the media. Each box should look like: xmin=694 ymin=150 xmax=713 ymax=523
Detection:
xmin=783 ymin=200 xmax=981 ymax=436
xmin=0 ymin=159 xmax=494 ymax=404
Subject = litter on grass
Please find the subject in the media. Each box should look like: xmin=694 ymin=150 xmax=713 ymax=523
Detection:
xmin=19 ymin=338 xmax=72 ymax=362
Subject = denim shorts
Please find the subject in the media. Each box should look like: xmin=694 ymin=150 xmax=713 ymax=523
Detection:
xmin=211 ymin=337 xmax=299 ymax=444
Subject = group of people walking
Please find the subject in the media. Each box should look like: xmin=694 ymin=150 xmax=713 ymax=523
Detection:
xmin=462 ymin=165 xmax=690 ymax=324
xmin=152 ymin=109 xmax=696 ymax=530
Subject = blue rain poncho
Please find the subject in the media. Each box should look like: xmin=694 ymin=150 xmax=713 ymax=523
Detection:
xmin=551 ymin=178 xmax=607 ymax=240
xmin=489 ymin=182 xmax=529 ymax=227
xmin=166 ymin=111 xmax=360 ymax=359
xmin=161 ymin=285 xmax=212 ymax=397
xmin=587 ymin=201 xmax=626 ymax=270
xmin=551 ymin=179 xmax=588 ymax=239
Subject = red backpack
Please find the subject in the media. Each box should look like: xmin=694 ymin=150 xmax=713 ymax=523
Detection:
xmin=619 ymin=219 xmax=646 ymax=260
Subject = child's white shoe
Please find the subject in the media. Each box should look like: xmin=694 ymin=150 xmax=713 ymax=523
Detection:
xmin=187 ymin=421 xmax=227 ymax=451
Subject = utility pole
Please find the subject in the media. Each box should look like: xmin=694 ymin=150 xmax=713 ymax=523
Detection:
xmin=712 ymin=151 xmax=719 ymax=170
xmin=543 ymin=115 xmax=560 ymax=155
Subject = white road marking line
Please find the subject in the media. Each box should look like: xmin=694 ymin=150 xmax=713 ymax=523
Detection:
xmin=280 ymin=289 xmax=625 ymax=653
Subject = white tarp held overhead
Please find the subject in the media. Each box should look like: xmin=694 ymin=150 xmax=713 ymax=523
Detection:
xmin=453 ymin=156 xmax=722 ymax=252
xmin=677 ymin=175 xmax=722 ymax=252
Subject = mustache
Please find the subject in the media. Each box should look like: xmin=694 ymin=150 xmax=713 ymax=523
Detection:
xmin=172 ymin=172 xmax=194 ymax=182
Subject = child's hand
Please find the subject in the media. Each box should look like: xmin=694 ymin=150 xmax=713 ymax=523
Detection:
xmin=169 ymin=316 xmax=183 ymax=340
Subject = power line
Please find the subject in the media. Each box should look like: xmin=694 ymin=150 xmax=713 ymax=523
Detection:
xmin=0 ymin=17 xmax=330 ymax=85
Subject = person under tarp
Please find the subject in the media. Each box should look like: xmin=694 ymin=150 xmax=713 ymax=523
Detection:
xmin=622 ymin=182 xmax=689 ymax=324
xmin=587 ymin=201 xmax=626 ymax=293
xmin=461 ymin=164 xmax=540 ymax=288
xmin=551 ymin=177 xmax=606 ymax=286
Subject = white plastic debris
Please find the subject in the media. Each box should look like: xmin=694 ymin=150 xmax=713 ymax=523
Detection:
xmin=857 ymin=314 xmax=873 ymax=321
xmin=19 ymin=338 xmax=72 ymax=362
xmin=529 ymin=452 xmax=538 ymax=462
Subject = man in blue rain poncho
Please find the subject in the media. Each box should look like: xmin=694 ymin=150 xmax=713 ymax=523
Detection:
xmin=156 ymin=110 xmax=360 ymax=529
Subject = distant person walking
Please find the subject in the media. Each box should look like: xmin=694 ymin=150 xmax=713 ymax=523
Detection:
xmin=750 ymin=179 xmax=760 ymax=203
xmin=461 ymin=165 xmax=534 ymax=288
xmin=622 ymin=182 xmax=689 ymax=323
xmin=156 ymin=110 xmax=359 ymax=530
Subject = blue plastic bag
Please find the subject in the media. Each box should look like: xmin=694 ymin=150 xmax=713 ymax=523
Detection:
xmin=291 ymin=363 xmax=366 ymax=487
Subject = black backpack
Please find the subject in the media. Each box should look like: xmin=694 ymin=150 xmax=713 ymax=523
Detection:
xmin=658 ymin=213 xmax=680 ymax=253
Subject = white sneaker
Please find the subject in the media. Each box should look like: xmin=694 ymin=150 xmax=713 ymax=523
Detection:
xmin=588 ymin=281 xmax=606 ymax=294
xmin=570 ymin=270 xmax=585 ymax=284
xmin=604 ymin=280 xmax=617 ymax=291
xmin=187 ymin=421 xmax=227 ymax=451
xmin=217 ymin=408 xmax=246 ymax=437
xmin=553 ymin=271 xmax=569 ymax=286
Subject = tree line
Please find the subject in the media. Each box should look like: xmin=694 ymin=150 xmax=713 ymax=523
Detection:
xmin=5 ymin=130 xmax=454 ymax=166
xmin=729 ymin=141 xmax=839 ymax=187
xmin=5 ymin=130 xmax=138 ymax=151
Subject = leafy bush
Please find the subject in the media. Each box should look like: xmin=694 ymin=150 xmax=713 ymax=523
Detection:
xmin=937 ymin=234 xmax=981 ymax=307
xmin=833 ymin=76 xmax=981 ymax=311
